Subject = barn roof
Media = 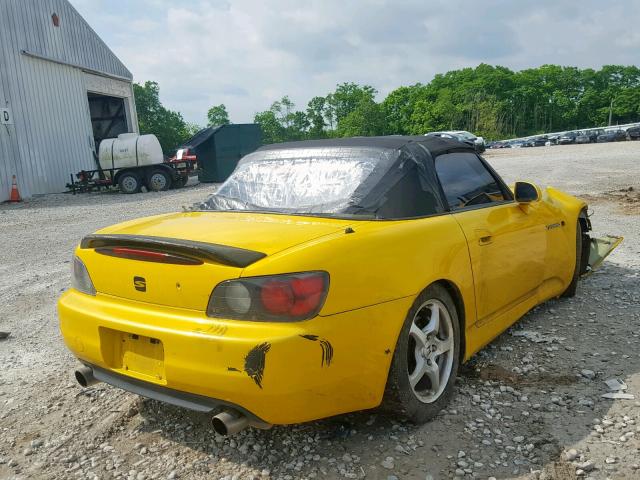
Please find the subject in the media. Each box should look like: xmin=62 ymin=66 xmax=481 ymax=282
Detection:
xmin=1 ymin=0 xmax=132 ymax=80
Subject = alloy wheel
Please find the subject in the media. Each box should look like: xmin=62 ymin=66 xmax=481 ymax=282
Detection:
xmin=406 ymin=299 xmax=455 ymax=403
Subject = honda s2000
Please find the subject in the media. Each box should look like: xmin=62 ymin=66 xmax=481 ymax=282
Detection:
xmin=58 ymin=136 xmax=621 ymax=434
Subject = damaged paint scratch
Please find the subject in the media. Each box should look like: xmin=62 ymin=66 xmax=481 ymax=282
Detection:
xmin=227 ymin=367 xmax=241 ymax=372
xmin=299 ymin=334 xmax=333 ymax=367
xmin=244 ymin=342 xmax=271 ymax=388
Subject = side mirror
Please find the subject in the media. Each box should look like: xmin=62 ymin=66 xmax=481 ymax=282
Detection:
xmin=514 ymin=181 xmax=540 ymax=203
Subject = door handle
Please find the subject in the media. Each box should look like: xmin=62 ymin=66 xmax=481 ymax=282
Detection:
xmin=476 ymin=229 xmax=493 ymax=246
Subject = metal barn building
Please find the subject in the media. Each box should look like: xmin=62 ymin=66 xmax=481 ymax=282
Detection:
xmin=0 ymin=0 xmax=138 ymax=201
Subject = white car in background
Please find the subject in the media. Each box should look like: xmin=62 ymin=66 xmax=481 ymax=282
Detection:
xmin=424 ymin=130 xmax=486 ymax=153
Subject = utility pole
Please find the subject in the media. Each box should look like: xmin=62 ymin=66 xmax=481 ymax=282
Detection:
xmin=608 ymin=97 xmax=614 ymax=126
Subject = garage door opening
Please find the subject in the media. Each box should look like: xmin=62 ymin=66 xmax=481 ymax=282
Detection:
xmin=87 ymin=93 xmax=130 ymax=150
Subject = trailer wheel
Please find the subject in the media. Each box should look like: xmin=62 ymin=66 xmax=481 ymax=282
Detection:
xmin=147 ymin=169 xmax=172 ymax=192
xmin=118 ymin=172 xmax=141 ymax=194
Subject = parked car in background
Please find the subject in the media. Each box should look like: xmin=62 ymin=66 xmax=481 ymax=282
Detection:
xmin=547 ymin=135 xmax=560 ymax=145
xmin=589 ymin=130 xmax=603 ymax=143
xmin=426 ymin=131 xmax=485 ymax=153
xmin=532 ymin=136 xmax=548 ymax=147
xmin=575 ymin=132 xmax=591 ymax=144
xmin=558 ymin=132 xmax=577 ymax=145
xmin=626 ymin=126 xmax=640 ymax=140
xmin=597 ymin=130 xmax=627 ymax=143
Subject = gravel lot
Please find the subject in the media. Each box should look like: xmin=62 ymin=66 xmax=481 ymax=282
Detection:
xmin=1 ymin=142 xmax=639 ymax=480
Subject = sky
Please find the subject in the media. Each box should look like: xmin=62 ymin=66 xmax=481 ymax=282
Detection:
xmin=70 ymin=0 xmax=640 ymax=126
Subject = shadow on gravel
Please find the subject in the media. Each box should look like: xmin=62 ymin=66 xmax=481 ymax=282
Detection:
xmin=128 ymin=262 xmax=639 ymax=479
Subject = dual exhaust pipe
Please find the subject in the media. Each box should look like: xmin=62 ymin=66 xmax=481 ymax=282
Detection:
xmin=73 ymin=366 xmax=269 ymax=435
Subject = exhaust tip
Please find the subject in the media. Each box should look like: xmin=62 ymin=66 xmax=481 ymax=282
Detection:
xmin=211 ymin=410 xmax=250 ymax=436
xmin=211 ymin=416 xmax=229 ymax=436
xmin=74 ymin=366 xmax=98 ymax=387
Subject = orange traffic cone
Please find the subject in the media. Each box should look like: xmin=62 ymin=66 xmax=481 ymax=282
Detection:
xmin=9 ymin=175 xmax=21 ymax=202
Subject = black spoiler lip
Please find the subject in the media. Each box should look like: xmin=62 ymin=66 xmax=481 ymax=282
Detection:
xmin=80 ymin=234 xmax=266 ymax=268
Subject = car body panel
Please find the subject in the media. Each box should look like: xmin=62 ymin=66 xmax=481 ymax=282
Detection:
xmin=240 ymin=213 xmax=475 ymax=320
xmin=586 ymin=235 xmax=623 ymax=273
xmin=80 ymin=212 xmax=355 ymax=309
xmin=59 ymin=185 xmax=590 ymax=423
xmin=59 ymin=288 xmax=414 ymax=424
xmin=58 ymin=137 xmax=619 ymax=425
xmin=96 ymin=211 xmax=355 ymax=256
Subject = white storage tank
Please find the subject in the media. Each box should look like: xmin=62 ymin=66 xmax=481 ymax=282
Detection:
xmin=98 ymin=133 xmax=163 ymax=171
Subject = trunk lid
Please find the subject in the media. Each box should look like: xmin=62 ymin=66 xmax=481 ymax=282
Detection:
xmin=78 ymin=211 xmax=353 ymax=310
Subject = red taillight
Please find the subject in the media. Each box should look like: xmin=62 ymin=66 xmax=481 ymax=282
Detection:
xmin=95 ymin=247 xmax=203 ymax=265
xmin=261 ymin=280 xmax=294 ymax=314
xmin=207 ymin=272 xmax=329 ymax=321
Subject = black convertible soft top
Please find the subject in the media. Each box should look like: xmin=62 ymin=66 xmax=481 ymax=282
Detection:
xmin=197 ymin=135 xmax=478 ymax=219
xmin=258 ymin=135 xmax=474 ymax=157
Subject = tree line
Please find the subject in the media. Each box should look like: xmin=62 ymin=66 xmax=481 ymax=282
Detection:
xmin=134 ymin=64 xmax=640 ymax=152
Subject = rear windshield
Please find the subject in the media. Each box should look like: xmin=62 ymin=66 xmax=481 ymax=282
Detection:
xmin=196 ymin=147 xmax=395 ymax=215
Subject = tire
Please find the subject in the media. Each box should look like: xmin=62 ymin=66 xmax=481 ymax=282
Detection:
xmin=385 ymin=284 xmax=460 ymax=424
xmin=146 ymin=169 xmax=172 ymax=192
xmin=118 ymin=172 xmax=141 ymax=194
xmin=561 ymin=220 xmax=583 ymax=298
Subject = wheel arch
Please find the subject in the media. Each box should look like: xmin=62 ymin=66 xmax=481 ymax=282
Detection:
xmin=432 ymin=279 xmax=467 ymax=364
xmin=150 ymin=163 xmax=175 ymax=177
xmin=391 ymin=279 xmax=468 ymax=365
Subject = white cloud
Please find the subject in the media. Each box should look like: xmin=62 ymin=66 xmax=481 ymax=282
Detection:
xmin=70 ymin=0 xmax=640 ymax=125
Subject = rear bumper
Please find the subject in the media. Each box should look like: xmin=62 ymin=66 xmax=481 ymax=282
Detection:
xmin=58 ymin=290 xmax=411 ymax=425
xmin=86 ymin=364 xmax=267 ymax=425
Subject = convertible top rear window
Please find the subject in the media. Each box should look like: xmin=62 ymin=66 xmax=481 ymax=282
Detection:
xmin=206 ymin=147 xmax=392 ymax=214
xmin=195 ymin=136 xmax=476 ymax=219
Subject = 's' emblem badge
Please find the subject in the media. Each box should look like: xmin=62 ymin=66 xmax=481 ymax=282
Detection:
xmin=133 ymin=276 xmax=146 ymax=292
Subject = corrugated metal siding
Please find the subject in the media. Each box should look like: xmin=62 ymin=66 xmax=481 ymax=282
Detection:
xmin=13 ymin=0 xmax=132 ymax=80
xmin=0 ymin=1 xmax=22 ymax=201
xmin=0 ymin=0 xmax=135 ymax=200
xmin=14 ymin=56 xmax=95 ymax=196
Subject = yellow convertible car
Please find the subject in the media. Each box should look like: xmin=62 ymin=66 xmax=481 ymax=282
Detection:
xmin=58 ymin=136 xmax=620 ymax=435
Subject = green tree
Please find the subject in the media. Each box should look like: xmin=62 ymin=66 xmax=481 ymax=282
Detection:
xmin=254 ymin=96 xmax=308 ymax=143
xmin=383 ymin=84 xmax=429 ymax=135
xmin=256 ymin=64 xmax=640 ymax=143
xmin=330 ymin=83 xmax=377 ymax=126
xmin=306 ymin=96 xmax=327 ymax=138
xmin=133 ymin=81 xmax=191 ymax=152
xmin=337 ymin=97 xmax=387 ymax=137
xmin=207 ymin=104 xmax=230 ymax=126
xmin=254 ymin=109 xmax=285 ymax=144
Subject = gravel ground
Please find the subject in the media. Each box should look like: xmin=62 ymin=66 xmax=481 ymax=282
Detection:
xmin=0 ymin=142 xmax=639 ymax=480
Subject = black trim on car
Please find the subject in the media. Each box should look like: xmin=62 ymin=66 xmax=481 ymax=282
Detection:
xmin=89 ymin=364 xmax=269 ymax=424
xmin=81 ymin=234 xmax=266 ymax=268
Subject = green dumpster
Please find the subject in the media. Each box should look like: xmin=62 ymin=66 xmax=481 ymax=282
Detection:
xmin=181 ymin=124 xmax=262 ymax=183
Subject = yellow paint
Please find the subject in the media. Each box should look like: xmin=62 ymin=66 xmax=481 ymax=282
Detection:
xmin=58 ymin=187 xmax=606 ymax=425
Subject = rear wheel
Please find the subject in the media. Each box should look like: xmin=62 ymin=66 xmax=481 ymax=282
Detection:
xmin=561 ymin=220 xmax=583 ymax=298
xmin=385 ymin=284 xmax=460 ymax=423
xmin=147 ymin=169 xmax=172 ymax=192
xmin=118 ymin=172 xmax=141 ymax=194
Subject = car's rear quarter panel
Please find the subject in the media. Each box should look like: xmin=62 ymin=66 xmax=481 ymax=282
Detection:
xmin=243 ymin=214 xmax=476 ymax=346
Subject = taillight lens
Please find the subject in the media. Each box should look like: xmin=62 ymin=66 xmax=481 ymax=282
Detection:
xmin=207 ymin=272 xmax=329 ymax=321
xmin=72 ymin=256 xmax=96 ymax=295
